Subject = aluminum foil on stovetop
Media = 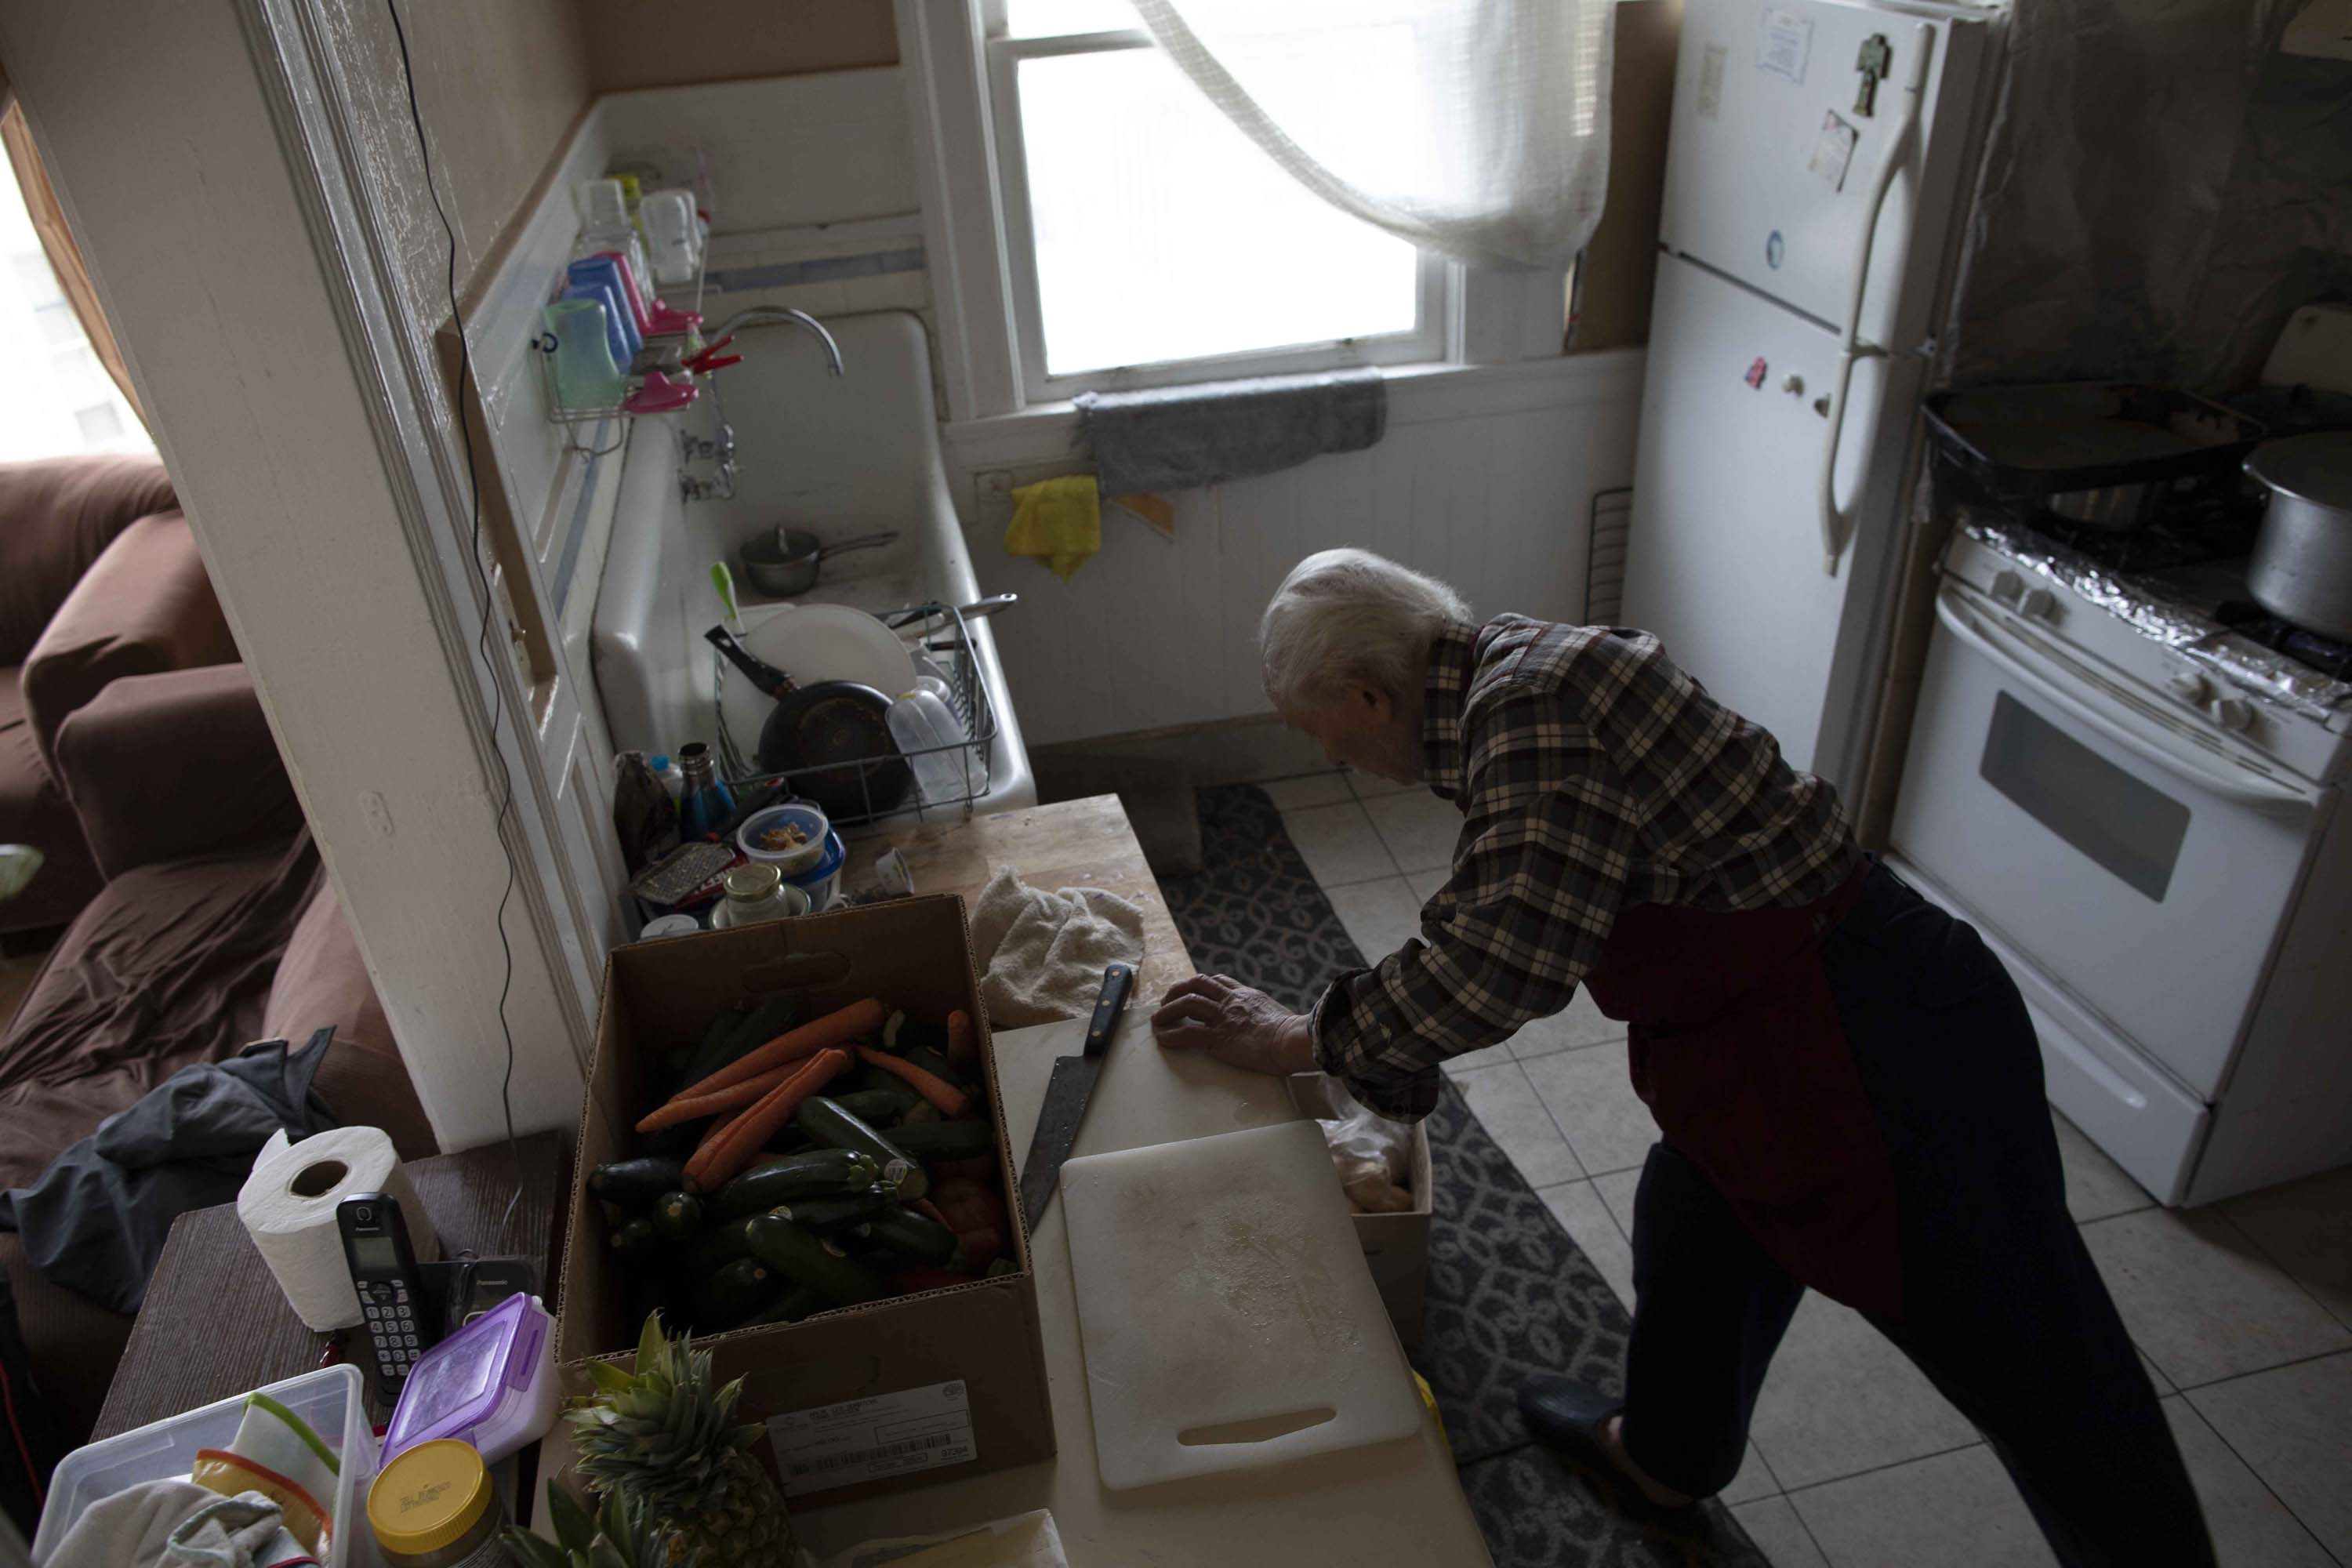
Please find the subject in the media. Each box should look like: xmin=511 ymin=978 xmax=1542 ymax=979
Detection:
xmin=1957 ymin=513 xmax=2352 ymax=722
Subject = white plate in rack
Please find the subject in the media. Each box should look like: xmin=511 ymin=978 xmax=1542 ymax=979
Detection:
xmin=718 ymin=604 xmax=917 ymax=755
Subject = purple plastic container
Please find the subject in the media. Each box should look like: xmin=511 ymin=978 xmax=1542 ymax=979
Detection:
xmin=380 ymin=1293 xmax=561 ymax=1465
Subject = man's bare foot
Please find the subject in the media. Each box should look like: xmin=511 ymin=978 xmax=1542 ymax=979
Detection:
xmin=1602 ymin=1414 xmax=1696 ymax=1508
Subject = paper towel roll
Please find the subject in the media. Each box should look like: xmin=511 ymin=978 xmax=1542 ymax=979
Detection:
xmin=238 ymin=1126 xmax=440 ymax=1330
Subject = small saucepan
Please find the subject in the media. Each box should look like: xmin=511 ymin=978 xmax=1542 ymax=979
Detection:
xmin=739 ymin=527 xmax=900 ymax=597
xmin=2245 ymin=433 xmax=2352 ymax=642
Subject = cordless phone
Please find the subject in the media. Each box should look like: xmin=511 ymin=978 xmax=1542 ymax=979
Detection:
xmin=336 ymin=1192 xmax=434 ymax=1405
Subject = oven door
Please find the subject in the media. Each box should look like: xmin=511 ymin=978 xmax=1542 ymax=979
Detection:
xmin=1891 ymin=580 xmax=2330 ymax=1100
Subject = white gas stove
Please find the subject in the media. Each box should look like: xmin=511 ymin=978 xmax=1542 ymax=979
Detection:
xmin=1889 ymin=506 xmax=2352 ymax=1206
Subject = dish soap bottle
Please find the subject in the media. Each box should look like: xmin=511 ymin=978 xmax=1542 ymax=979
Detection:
xmin=673 ymin=742 xmax=734 ymax=840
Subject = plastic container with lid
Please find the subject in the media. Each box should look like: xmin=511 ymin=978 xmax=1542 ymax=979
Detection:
xmin=737 ymin=800 xmax=829 ymax=873
xmin=34 ymin=1365 xmax=372 ymax=1568
xmin=782 ymin=828 xmax=848 ymax=911
xmin=368 ymin=1439 xmax=509 ymax=1567
xmin=708 ymin=860 xmax=811 ymax=928
xmin=381 ymin=1292 xmax=561 ymax=1465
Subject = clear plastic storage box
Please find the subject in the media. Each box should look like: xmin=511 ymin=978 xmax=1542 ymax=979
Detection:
xmin=31 ymin=1363 xmax=372 ymax=1568
xmin=379 ymin=1292 xmax=559 ymax=1467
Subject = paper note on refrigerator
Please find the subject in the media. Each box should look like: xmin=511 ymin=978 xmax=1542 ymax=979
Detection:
xmin=1758 ymin=7 xmax=1813 ymax=82
xmin=1809 ymin=111 xmax=1860 ymax=191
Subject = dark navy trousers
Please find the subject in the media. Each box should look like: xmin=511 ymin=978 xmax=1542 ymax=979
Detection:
xmin=1614 ymin=865 xmax=2212 ymax=1567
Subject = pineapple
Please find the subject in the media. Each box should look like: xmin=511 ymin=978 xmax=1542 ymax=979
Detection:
xmin=503 ymin=1484 xmax=668 ymax=1568
xmin=563 ymin=1313 xmax=797 ymax=1568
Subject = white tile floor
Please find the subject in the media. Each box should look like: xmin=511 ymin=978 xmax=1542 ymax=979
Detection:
xmin=1260 ymin=767 xmax=2352 ymax=1568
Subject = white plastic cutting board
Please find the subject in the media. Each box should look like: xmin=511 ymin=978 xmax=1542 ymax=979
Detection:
xmin=1060 ymin=1120 xmax=1424 ymax=1490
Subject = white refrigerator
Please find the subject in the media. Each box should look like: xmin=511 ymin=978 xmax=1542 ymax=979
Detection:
xmin=1621 ymin=0 xmax=1995 ymax=789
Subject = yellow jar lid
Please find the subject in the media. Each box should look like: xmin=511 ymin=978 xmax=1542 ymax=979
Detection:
xmin=368 ymin=1439 xmax=492 ymax=1554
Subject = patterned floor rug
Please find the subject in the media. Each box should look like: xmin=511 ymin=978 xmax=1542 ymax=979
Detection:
xmin=1159 ymin=783 xmax=1767 ymax=1568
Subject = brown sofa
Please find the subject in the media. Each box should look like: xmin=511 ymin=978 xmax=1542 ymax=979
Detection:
xmin=0 ymin=664 xmax=435 ymax=1444
xmin=0 ymin=454 xmax=237 ymax=937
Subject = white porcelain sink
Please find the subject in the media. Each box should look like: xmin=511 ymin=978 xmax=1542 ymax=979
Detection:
xmin=591 ymin=310 xmax=1034 ymax=818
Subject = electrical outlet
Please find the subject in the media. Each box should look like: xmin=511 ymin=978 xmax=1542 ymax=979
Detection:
xmin=975 ymin=468 xmax=1016 ymax=532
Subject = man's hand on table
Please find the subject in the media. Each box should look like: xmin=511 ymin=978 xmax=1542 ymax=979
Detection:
xmin=1151 ymin=974 xmax=1318 ymax=1077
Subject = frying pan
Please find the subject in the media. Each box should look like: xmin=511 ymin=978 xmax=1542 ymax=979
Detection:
xmin=703 ymin=626 xmax=913 ymax=818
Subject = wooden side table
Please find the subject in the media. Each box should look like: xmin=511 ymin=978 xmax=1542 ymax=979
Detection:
xmin=94 ymin=1131 xmax=568 ymax=1440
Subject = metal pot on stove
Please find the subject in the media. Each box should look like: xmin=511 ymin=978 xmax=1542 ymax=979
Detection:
xmin=2244 ymin=433 xmax=2352 ymax=643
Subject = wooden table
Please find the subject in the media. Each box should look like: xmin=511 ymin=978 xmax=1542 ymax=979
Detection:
xmin=96 ymin=1131 xmax=567 ymax=1439
xmin=852 ymin=794 xmax=1195 ymax=1005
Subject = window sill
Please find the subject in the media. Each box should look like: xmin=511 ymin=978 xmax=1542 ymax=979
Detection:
xmin=942 ymin=347 xmax=1646 ymax=468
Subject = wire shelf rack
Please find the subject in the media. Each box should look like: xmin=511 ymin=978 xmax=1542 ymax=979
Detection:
xmin=713 ymin=599 xmax=1000 ymax=828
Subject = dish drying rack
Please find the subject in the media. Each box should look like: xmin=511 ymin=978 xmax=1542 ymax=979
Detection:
xmin=534 ymin=225 xmax=712 ymax=457
xmin=713 ymin=599 xmax=1002 ymax=826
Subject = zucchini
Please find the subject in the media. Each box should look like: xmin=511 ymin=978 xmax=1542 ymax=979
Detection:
xmin=589 ymin=1157 xmax=688 ymax=1209
xmin=771 ymin=1187 xmax=894 ymax=1236
xmin=794 ymin=1098 xmax=927 ymax=1200
xmin=688 ymin=1214 xmax=760 ymax=1273
xmin=851 ymin=1062 xmax=909 ymax=1098
xmin=745 ymin=1214 xmax=886 ymax=1306
xmin=696 ymin=1257 xmax=777 ymax=1324
xmin=884 ymin=1120 xmax=996 ymax=1161
xmin=684 ymin=994 xmax=799 ymax=1089
xmin=901 ymin=1045 xmax=966 ymax=1091
xmin=884 ymin=1014 xmax=949 ymax=1056
xmin=862 ymin=1207 xmax=962 ymax=1267
xmin=735 ymin=1285 xmax=827 ymax=1330
xmin=831 ymin=1087 xmax=917 ymax=1123
xmin=608 ymin=1218 xmax=660 ymax=1258
xmin=653 ymin=1190 xmax=705 ymax=1240
xmin=672 ymin=1006 xmax=746 ymax=1089
xmin=716 ymin=1149 xmax=883 ymax=1217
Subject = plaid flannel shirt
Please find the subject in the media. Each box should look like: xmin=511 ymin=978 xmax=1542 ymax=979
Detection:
xmin=1312 ymin=616 xmax=1860 ymax=1120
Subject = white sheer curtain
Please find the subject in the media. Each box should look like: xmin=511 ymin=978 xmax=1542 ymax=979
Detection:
xmin=1127 ymin=0 xmax=1617 ymax=272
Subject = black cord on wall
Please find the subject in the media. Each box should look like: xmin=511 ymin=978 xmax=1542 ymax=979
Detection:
xmin=383 ymin=0 xmax=528 ymax=1240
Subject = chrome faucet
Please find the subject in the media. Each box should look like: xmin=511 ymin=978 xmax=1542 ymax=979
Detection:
xmin=681 ymin=307 xmax=845 ymax=503
xmin=708 ymin=306 xmax=846 ymax=376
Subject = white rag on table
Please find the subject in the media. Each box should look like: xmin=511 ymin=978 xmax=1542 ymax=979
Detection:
xmin=968 ymin=867 xmax=1145 ymax=1029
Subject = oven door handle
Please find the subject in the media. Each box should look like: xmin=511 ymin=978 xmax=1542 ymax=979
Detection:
xmin=1935 ymin=591 xmax=2316 ymax=813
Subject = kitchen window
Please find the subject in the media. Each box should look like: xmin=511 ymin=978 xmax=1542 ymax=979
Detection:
xmin=906 ymin=0 xmax=1570 ymax=422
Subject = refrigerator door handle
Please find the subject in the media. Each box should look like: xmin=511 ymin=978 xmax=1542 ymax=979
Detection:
xmin=1817 ymin=22 xmax=1933 ymax=577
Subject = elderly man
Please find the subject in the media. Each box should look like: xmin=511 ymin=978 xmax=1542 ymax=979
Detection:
xmin=1152 ymin=548 xmax=2209 ymax=1566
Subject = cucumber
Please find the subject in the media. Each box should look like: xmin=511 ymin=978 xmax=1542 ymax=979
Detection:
xmin=862 ymin=1207 xmax=961 ymax=1267
xmin=696 ymin=1257 xmax=777 ymax=1325
xmin=716 ymin=1149 xmax=884 ymax=1217
xmin=735 ymin=1284 xmax=827 ymax=1330
xmin=771 ymin=1187 xmax=894 ymax=1236
xmin=745 ymin=1215 xmax=886 ymax=1306
xmin=831 ymin=1087 xmax=918 ymax=1123
xmin=653 ymin=1190 xmax=705 ymax=1240
xmin=851 ymin=1062 xmax=909 ymax=1098
xmin=794 ymin=1098 xmax=927 ymax=1200
xmin=589 ymin=1157 xmax=688 ymax=1209
xmin=608 ymin=1218 xmax=660 ymax=1258
xmin=885 ymin=1120 xmax=996 ymax=1161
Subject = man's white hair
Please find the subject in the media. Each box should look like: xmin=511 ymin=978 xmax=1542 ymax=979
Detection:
xmin=1259 ymin=548 xmax=1471 ymax=711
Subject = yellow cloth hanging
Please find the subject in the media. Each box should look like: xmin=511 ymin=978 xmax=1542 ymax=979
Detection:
xmin=1004 ymin=474 xmax=1102 ymax=579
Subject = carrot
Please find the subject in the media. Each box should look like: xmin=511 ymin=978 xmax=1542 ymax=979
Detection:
xmin=682 ymin=1105 xmax=749 ymax=1190
xmin=854 ymin=1045 xmax=970 ymax=1117
xmin=673 ymin=998 xmax=889 ymax=1102
xmin=931 ymin=1178 xmax=1007 ymax=1238
xmin=931 ymin=1156 xmax=997 ymax=1185
xmin=684 ymin=1048 xmax=855 ymax=1190
xmin=911 ymin=1196 xmax=953 ymax=1232
xmin=635 ymin=1062 xmax=796 ymax=1132
xmin=953 ymin=1226 xmax=1004 ymax=1271
xmin=891 ymin=1266 xmax=977 ymax=1295
xmin=945 ymin=1010 xmax=978 ymax=1072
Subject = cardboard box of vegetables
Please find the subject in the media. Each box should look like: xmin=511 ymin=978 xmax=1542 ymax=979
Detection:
xmin=554 ymin=895 xmax=1053 ymax=1505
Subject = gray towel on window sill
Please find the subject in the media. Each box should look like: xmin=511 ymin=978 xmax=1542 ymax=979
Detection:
xmin=1075 ymin=366 xmax=1387 ymax=496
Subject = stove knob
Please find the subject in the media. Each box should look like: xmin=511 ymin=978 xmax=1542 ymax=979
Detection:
xmin=2210 ymin=696 xmax=2253 ymax=733
xmin=1990 ymin=570 xmax=2024 ymax=604
xmin=2020 ymin=587 xmax=2056 ymax=620
xmin=2167 ymin=671 xmax=2213 ymax=706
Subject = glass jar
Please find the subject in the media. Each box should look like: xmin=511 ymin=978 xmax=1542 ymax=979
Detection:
xmin=713 ymin=861 xmax=807 ymax=927
xmin=368 ymin=1438 xmax=509 ymax=1567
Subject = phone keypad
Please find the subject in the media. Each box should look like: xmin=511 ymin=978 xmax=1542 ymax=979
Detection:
xmin=361 ymin=1280 xmax=421 ymax=1384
